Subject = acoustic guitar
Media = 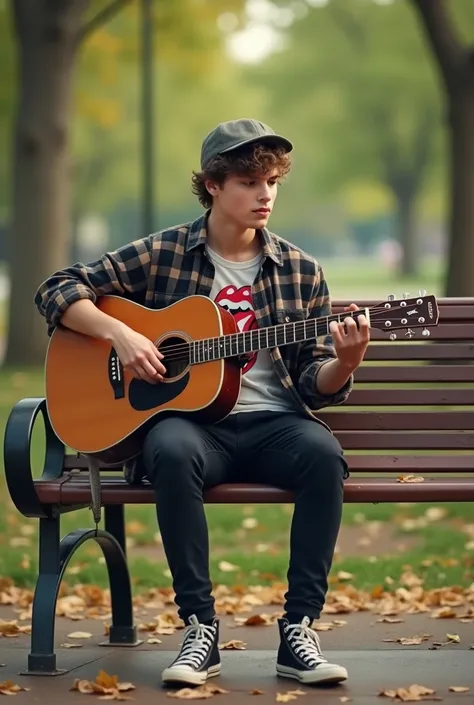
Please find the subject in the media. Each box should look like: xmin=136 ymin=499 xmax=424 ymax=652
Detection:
xmin=45 ymin=292 xmax=439 ymax=464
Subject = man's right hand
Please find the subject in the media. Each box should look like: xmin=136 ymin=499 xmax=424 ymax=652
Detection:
xmin=111 ymin=325 xmax=166 ymax=384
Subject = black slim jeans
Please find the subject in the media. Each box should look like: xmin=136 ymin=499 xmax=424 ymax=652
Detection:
xmin=142 ymin=411 xmax=348 ymax=625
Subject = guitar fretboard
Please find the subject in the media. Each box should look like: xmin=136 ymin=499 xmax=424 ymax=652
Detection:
xmin=189 ymin=310 xmax=365 ymax=364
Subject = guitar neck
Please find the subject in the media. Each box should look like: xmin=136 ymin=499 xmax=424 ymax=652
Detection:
xmin=191 ymin=308 xmax=370 ymax=364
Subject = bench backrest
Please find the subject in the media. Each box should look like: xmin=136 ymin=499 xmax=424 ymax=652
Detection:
xmin=318 ymin=297 xmax=474 ymax=467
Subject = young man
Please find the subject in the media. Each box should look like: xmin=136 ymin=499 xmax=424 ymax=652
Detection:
xmin=35 ymin=118 xmax=370 ymax=689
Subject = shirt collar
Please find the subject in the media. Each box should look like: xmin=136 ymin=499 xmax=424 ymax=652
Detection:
xmin=186 ymin=210 xmax=283 ymax=267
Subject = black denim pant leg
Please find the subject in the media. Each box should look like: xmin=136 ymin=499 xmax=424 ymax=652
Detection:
xmin=142 ymin=415 xmax=236 ymax=624
xmin=234 ymin=412 xmax=348 ymax=620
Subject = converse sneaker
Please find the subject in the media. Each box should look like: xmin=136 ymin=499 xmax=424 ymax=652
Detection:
xmin=161 ymin=615 xmax=221 ymax=686
xmin=276 ymin=616 xmax=348 ymax=685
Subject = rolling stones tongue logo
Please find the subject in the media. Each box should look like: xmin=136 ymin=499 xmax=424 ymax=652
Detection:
xmin=214 ymin=285 xmax=258 ymax=374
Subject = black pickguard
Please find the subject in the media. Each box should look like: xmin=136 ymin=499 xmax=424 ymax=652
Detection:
xmin=128 ymin=373 xmax=190 ymax=411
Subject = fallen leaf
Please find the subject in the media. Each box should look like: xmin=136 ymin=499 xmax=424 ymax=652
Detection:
xmin=431 ymin=607 xmax=457 ymax=619
xmin=218 ymin=640 xmax=246 ymax=650
xmin=61 ymin=643 xmax=84 ymax=649
xmin=448 ymin=686 xmax=469 ymax=693
xmin=218 ymin=561 xmax=240 ymax=573
xmin=250 ymin=690 xmax=265 ymax=695
xmin=397 ymin=475 xmax=425 ymax=483
xmin=71 ymin=670 xmax=135 ymax=699
xmin=276 ymin=695 xmax=297 ymax=703
xmin=312 ymin=622 xmax=334 ymax=631
xmin=0 ymin=680 xmax=30 ymax=695
xmin=156 ymin=628 xmax=176 ymax=635
xmin=146 ymin=638 xmax=162 ymax=645
xmin=378 ymin=683 xmax=439 ymax=701
xmin=340 ymin=698 xmax=352 ymax=703
xmin=337 ymin=571 xmax=354 ymax=581
xmin=395 ymin=634 xmax=431 ymax=646
xmin=167 ymin=684 xmax=228 ymax=699
xmin=242 ymin=518 xmax=258 ymax=529
xmin=446 ymin=634 xmax=460 ymax=643
xmin=67 ymin=631 xmax=93 ymax=640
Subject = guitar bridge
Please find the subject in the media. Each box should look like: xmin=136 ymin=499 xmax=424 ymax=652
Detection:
xmin=108 ymin=348 xmax=125 ymax=399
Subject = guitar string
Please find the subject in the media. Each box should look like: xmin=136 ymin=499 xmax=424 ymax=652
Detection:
xmin=149 ymin=304 xmax=418 ymax=364
xmin=158 ymin=305 xmax=422 ymax=364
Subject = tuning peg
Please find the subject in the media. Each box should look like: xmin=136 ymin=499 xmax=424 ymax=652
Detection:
xmin=389 ymin=332 xmax=397 ymax=340
xmin=422 ymin=328 xmax=431 ymax=337
xmin=405 ymin=329 xmax=415 ymax=339
xmin=402 ymin=292 xmax=410 ymax=299
xmin=387 ymin=294 xmax=395 ymax=301
xmin=418 ymin=288 xmax=426 ymax=297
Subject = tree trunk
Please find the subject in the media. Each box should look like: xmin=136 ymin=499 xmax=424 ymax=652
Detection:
xmin=394 ymin=188 xmax=417 ymax=278
xmin=445 ymin=87 xmax=474 ymax=296
xmin=4 ymin=2 xmax=87 ymax=367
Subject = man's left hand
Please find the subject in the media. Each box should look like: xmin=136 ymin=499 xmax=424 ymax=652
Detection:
xmin=329 ymin=303 xmax=370 ymax=372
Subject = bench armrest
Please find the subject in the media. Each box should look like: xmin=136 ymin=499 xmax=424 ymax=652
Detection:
xmin=3 ymin=397 xmax=65 ymax=518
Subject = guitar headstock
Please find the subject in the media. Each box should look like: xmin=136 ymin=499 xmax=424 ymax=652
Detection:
xmin=369 ymin=290 xmax=439 ymax=340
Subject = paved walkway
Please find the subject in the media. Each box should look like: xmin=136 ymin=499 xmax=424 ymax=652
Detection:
xmin=0 ymin=606 xmax=472 ymax=702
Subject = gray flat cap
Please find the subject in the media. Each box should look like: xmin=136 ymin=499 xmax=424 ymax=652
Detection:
xmin=200 ymin=118 xmax=293 ymax=169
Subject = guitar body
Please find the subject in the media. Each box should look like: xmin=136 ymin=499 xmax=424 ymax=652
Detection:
xmin=45 ymin=295 xmax=241 ymax=464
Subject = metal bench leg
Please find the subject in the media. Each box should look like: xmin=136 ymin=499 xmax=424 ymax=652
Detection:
xmin=23 ymin=517 xmax=142 ymax=676
xmin=23 ymin=516 xmax=64 ymax=675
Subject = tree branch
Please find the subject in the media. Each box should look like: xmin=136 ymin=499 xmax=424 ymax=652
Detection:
xmin=409 ymin=0 xmax=465 ymax=88
xmin=78 ymin=0 xmax=134 ymax=43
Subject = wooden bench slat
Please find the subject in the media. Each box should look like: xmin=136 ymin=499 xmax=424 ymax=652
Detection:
xmin=335 ymin=430 xmax=474 ymax=450
xmin=319 ymin=411 xmax=474 ymax=431
xmin=60 ymin=453 xmax=473 ymax=474
xmin=343 ymin=388 xmax=473 ymax=405
xmin=33 ymin=476 xmax=474 ymax=505
xmin=354 ymin=365 xmax=474 ymax=383
xmin=364 ymin=343 xmax=474 ymax=360
xmin=62 ymin=438 xmax=474 ymax=472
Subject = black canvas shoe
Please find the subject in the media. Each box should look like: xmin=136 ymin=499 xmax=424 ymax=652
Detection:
xmin=161 ymin=615 xmax=221 ymax=686
xmin=276 ymin=616 xmax=348 ymax=685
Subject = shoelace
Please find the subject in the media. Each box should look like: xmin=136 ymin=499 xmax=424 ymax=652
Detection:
xmin=285 ymin=616 xmax=327 ymax=667
xmin=175 ymin=615 xmax=216 ymax=669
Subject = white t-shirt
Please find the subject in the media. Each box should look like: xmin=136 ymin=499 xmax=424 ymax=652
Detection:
xmin=207 ymin=245 xmax=295 ymax=415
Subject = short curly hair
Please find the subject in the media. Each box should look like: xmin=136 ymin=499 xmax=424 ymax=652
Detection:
xmin=191 ymin=141 xmax=292 ymax=209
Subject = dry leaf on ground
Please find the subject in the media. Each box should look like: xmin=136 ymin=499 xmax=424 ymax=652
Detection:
xmin=0 ymin=620 xmax=30 ymax=638
xmin=340 ymin=698 xmax=352 ymax=703
xmin=448 ymin=686 xmax=470 ymax=693
xmin=250 ymin=690 xmax=265 ymax=695
xmin=234 ymin=613 xmax=279 ymax=627
xmin=218 ymin=561 xmax=240 ymax=573
xmin=61 ymin=642 xmax=84 ymax=649
xmin=218 ymin=640 xmax=246 ymax=650
xmin=276 ymin=695 xmax=297 ymax=703
xmin=378 ymin=684 xmax=439 ymax=701
xmin=0 ymin=680 xmax=30 ymax=695
xmin=167 ymin=684 xmax=228 ymax=699
xmin=67 ymin=631 xmax=93 ymax=640
xmin=71 ymin=670 xmax=135 ymax=700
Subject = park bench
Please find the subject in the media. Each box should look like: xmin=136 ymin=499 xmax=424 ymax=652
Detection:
xmin=3 ymin=296 xmax=474 ymax=676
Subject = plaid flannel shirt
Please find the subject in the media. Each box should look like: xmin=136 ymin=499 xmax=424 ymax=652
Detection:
xmin=35 ymin=211 xmax=353 ymax=428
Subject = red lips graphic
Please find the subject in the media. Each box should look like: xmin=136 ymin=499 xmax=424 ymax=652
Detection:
xmin=214 ymin=285 xmax=258 ymax=373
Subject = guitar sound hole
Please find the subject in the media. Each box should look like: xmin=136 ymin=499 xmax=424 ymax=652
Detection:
xmin=160 ymin=336 xmax=190 ymax=380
